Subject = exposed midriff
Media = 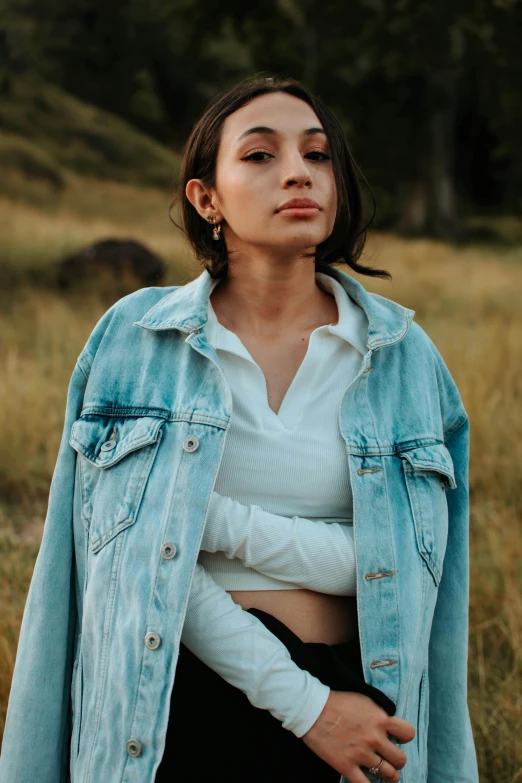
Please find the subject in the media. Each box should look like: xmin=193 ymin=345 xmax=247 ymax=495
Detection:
xmin=228 ymin=590 xmax=358 ymax=644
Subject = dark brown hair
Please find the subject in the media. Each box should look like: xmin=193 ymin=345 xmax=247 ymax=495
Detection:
xmin=170 ymin=72 xmax=390 ymax=280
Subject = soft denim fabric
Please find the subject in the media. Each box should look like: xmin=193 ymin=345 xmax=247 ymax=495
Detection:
xmin=0 ymin=264 xmax=479 ymax=783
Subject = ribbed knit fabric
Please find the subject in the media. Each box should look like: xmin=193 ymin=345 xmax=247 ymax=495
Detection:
xmin=198 ymin=271 xmax=369 ymax=590
xmin=201 ymin=491 xmax=357 ymax=595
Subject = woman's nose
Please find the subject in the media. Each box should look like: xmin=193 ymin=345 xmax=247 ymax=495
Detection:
xmin=281 ymin=151 xmax=313 ymax=187
xmin=284 ymin=172 xmax=312 ymax=187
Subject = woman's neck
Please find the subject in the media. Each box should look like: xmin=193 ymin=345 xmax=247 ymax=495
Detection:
xmin=209 ymin=257 xmax=338 ymax=338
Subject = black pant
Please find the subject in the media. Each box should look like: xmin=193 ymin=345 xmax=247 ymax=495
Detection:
xmin=155 ymin=609 xmax=396 ymax=782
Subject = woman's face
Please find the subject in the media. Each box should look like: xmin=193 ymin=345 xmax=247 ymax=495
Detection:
xmin=190 ymin=91 xmax=337 ymax=257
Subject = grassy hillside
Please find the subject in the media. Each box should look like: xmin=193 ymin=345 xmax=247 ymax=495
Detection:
xmin=0 ymin=75 xmax=181 ymax=204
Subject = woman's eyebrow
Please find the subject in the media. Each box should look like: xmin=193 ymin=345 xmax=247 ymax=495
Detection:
xmin=235 ymin=126 xmax=327 ymax=144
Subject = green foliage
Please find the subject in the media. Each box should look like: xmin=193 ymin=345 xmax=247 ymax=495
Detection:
xmin=0 ymin=133 xmax=64 ymax=188
xmin=0 ymin=74 xmax=181 ymax=193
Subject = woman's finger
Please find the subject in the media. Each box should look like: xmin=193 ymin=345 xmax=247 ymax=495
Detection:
xmin=374 ymin=736 xmax=408 ymax=771
xmin=364 ymin=754 xmax=401 ymax=782
xmin=341 ymin=767 xmax=379 ymax=783
xmin=386 ymin=715 xmax=416 ymax=744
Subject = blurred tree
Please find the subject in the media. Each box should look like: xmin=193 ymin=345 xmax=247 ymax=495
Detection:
xmin=1 ymin=0 xmax=521 ymax=232
xmin=11 ymin=0 xmax=253 ymax=145
xmin=229 ymin=0 xmax=522 ymax=236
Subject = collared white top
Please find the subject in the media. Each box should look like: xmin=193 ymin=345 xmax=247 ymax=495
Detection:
xmin=198 ymin=270 xmax=370 ymax=590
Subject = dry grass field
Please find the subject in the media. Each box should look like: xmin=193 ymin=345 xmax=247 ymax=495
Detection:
xmin=0 ymin=184 xmax=521 ymax=780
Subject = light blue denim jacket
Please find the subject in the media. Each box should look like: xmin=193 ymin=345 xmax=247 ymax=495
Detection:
xmin=0 ymin=264 xmax=479 ymax=783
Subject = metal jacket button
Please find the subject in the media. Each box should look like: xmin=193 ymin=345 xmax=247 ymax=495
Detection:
xmin=144 ymin=632 xmax=161 ymax=650
xmin=160 ymin=543 xmax=177 ymax=559
xmin=182 ymin=435 xmax=199 ymax=452
xmin=365 ymin=570 xmax=398 ymax=581
xmin=100 ymin=439 xmax=116 ymax=451
xmin=370 ymin=658 xmax=398 ymax=669
xmin=126 ymin=739 xmax=142 ymax=756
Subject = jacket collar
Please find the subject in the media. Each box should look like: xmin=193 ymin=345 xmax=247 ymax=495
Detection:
xmin=133 ymin=264 xmax=415 ymax=351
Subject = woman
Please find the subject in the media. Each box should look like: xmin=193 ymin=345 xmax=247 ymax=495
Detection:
xmin=0 ymin=75 xmax=478 ymax=783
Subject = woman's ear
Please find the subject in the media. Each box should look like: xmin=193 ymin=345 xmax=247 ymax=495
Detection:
xmin=185 ymin=179 xmax=222 ymax=223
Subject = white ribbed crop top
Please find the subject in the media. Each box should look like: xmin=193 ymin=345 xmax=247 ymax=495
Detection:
xmin=181 ymin=270 xmax=370 ymax=738
xmin=197 ymin=271 xmax=369 ymax=591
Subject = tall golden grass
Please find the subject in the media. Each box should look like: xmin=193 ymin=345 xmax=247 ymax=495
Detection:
xmin=0 ymin=178 xmax=192 ymax=276
xmin=0 ymin=189 xmax=521 ymax=779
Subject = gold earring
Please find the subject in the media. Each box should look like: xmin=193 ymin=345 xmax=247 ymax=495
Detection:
xmin=207 ymin=214 xmax=222 ymax=241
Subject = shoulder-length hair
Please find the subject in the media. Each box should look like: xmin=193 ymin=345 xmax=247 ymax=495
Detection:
xmin=170 ymin=73 xmax=390 ymax=280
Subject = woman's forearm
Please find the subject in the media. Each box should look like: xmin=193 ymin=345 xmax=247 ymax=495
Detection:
xmin=181 ymin=562 xmax=330 ymax=737
xmin=200 ymin=490 xmax=357 ymax=595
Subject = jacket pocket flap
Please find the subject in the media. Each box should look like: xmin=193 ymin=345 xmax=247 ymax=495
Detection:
xmin=69 ymin=414 xmax=165 ymax=468
xmin=399 ymin=443 xmax=457 ymax=489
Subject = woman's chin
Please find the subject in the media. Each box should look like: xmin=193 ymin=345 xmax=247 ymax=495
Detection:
xmin=268 ymin=229 xmax=328 ymax=251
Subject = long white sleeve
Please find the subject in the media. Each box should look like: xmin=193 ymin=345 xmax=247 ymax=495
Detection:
xmin=181 ymin=563 xmax=331 ymax=737
xmin=201 ymin=490 xmax=357 ymax=596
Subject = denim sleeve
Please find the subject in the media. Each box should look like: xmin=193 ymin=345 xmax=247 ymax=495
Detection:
xmin=0 ymin=357 xmax=89 ymax=783
xmin=201 ymin=490 xmax=357 ymax=595
xmin=427 ymin=416 xmax=479 ymax=782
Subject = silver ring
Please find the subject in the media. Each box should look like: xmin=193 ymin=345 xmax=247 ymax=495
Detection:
xmin=368 ymin=755 xmax=384 ymax=775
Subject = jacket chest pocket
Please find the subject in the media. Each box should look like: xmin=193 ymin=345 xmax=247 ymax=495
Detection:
xmin=399 ymin=443 xmax=457 ymax=587
xmin=69 ymin=413 xmax=166 ymax=553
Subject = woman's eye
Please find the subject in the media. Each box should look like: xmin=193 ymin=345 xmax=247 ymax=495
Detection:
xmin=241 ymin=150 xmax=330 ymax=163
xmin=242 ymin=151 xmax=273 ymax=162
xmin=306 ymin=151 xmax=331 ymax=161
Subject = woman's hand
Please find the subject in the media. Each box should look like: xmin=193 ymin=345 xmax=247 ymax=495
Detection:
xmin=302 ymin=691 xmax=415 ymax=782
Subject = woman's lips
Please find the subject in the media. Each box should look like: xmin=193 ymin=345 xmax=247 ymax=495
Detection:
xmin=277 ymin=198 xmax=320 ymax=216
xmin=277 ymin=206 xmax=320 ymax=217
